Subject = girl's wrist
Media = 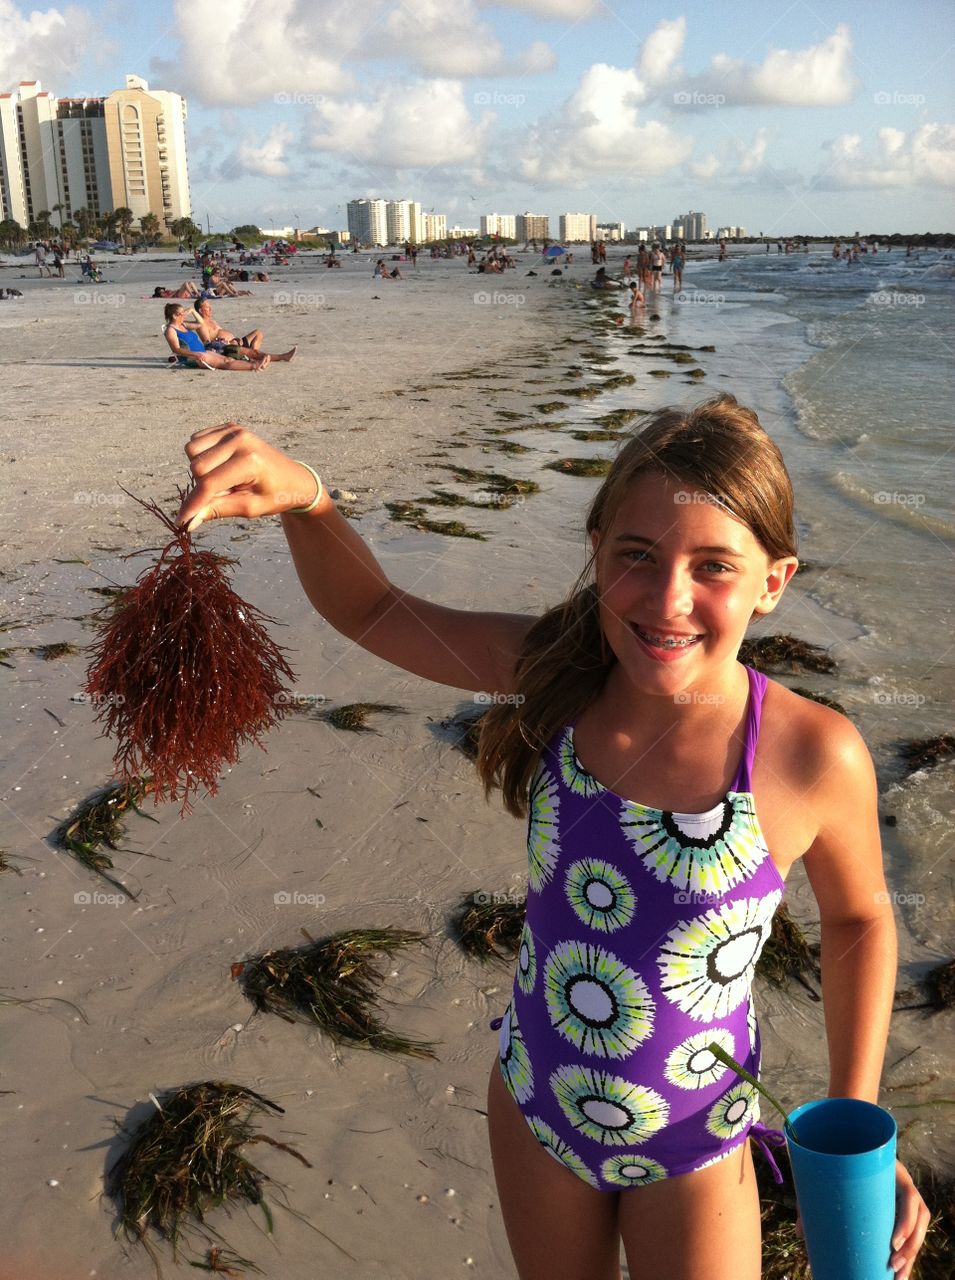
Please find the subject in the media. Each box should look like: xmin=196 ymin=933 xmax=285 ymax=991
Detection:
xmin=286 ymin=461 xmax=324 ymax=514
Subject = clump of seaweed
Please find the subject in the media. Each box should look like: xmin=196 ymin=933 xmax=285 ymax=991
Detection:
xmin=558 ymin=386 xmax=602 ymax=399
xmin=648 ymin=369 xmax=672 ymax=377
xmin=545 ymin=457 xmax=613 ymax=478
xmin=738 ymin=635 xmax=836 ymax=675
xmin=755 ymin=905 xmax=821 ymax=1000
xmin=483 ymin=439 xmax=531 ymax=455
xmin=107 ymin=1081 xmax=315 ymax=1276
xmin=898 ymin=735 xmax=955 ymax=774
xmin=671 ymin=352 xmax=697 ymax=364
xmin=55 ymin=778 xmax=157 ymax=898
xmin=235 ymin=928 xmax=436 ymax=1057
xmin=906 ymin=1165 xmax=955 ymax=1278
xmin=897 ymin=958 xmax=955 ymax=1012
xmin=570 ymin=429 xmax=621 ymax=442
xmin=451 ymin=891 xmax=526 ymax=961
xmin=599 ymin=373 xmax=636 ymax=389
xmin=32 ymin=642 xmax=79 ymax=660
xmin=685 ymin=368 xmax=707 ymax=378
xmin=535 ymin=401 xmax=569 ymax=413
xmin=84 ymin=495 xmax=295 ymax=812
xmin=440 ymin=709 xmax=487 ymax=760
xmin=790 ymin=687 xmax=848 ymax=715
xmin=595 ymin=408 xmax=646 ymax=429
xmin=442 ymin=466 xmax=540 ymax=496
xmin=322 ymin=703 xmax=404 ymax=733
xmin=385 ymin=501 xmax=487 ymax=540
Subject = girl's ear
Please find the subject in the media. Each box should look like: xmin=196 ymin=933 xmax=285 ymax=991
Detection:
xmin=590 ymin=529 xmax=600 ymax=555
xmin=752 ymin=557 xmax=800 ymax=617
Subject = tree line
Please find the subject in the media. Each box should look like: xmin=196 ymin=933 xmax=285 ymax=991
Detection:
xmin=0 ymin=210 xmax=202 ymax=251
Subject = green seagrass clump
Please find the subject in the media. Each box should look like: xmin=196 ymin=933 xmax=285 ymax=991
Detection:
xmin=235 ymin=928 xmax=436 ymax=1058
xmin=738 ymin=635 xmax=836 ymax=675
xmin=451 ymin=891 xmax=526 ymax=961
xmin=107 ymin=1081 xmax=319 ymax=1276
xmin=55 ymin=778 xmax=157 ymax=898
xmin=790 ymin=687 xmax=847 ymax=715
xmin=755 ymin=905 xmax=821 ymax=999
xmin=385 ymin=501 xmax=487 ymax=540
xmin=545 ymin=456 xmax=613 ymax=478
xmin=898 ymin=734 xmax=955 ymax=774
xmin=322 ymin=702 xmax=405 ymax=733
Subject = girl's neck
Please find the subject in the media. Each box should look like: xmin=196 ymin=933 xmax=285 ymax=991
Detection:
xmin=593 ymin=660 xmax=750 ymax=741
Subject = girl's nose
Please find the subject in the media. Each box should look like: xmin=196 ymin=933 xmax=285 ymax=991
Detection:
xmin=655 ymin=568 xmax=694 ymax=618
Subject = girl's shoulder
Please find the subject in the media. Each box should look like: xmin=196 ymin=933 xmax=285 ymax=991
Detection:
xmin=760 ymin=674 xmax=873 ymax=789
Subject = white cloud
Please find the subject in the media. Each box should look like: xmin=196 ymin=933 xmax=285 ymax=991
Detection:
xmin=815 ymin=123 xmax=955 ymax=189
xmin=307 ymin=78 xmax=494 ymax=169
xmin=233 ymin=123 xmax=295 ymax=177
xmin=519 ymin=62 xmax=691 ymax=186
xmin=0 ymin=1 xmax=91 ymax=90
xmin=689 ymin=128 xmax=774 ymax=184
xmin=638 ymin=16 xmax=685 ymax=86
xmin=485 ymin=0 xmax=602 ymax=17
xmin=674 ymin=24 xmax=857 ymax=108
xmin=156 ymin=0 xmax=555 ymax=106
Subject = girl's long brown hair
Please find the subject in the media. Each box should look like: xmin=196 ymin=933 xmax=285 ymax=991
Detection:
xmin=475 ymin=394 xmax=798 ymax=818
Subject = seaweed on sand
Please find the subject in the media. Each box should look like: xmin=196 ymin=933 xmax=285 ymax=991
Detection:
xmin=755 ymin=905 xmax=821 ymax=1000
xmin=55 ymin=778 xmax=158 ymax=898
xmin=235 ymin=928 xmax=436 ymax=1058
xmin=107 ymin=1081 xmax=327 ymax=1277
xmin=32 ymin=641 xmax=80 ymax=660
xmin=442 ymin=466 xmax=540 ymax=496
xmin=385 ymin=500 xmax=487 ymax=540
xmin=594 ymin=408 xmax=646 ymax=429
xmin=451 ymin=892 xmax=526 ymax=961
xmin=534 ymin=401 xmax=569 ymax=413
xmin=84 ymin=494 xmax=295 ymax=812
xmin=570 ymin=429 xmax=622 ymax=442
xmin=322 ymin=703 xmax=405 ymax=733
xmin=753 ymin=1156 xmax=811 ymax=1280
xmin=738 ymin=635 xmax=836 ymax=675
xmin=896 ymin=958 xmax=955 ymax=1012
xmin=790 ymin=687 xmax=848 ymax=715
xmin=440 ymin=709 xmax=487 ymax=760
xmin=545 ymin=457 xmax=613 ymax=478
xmin=898 ymin=735 xmax=955 ymax=774
xmin=558 ymin=386 xmax=603 ymax=399
xmin=598 ymin=373 xmax=636 ymax=389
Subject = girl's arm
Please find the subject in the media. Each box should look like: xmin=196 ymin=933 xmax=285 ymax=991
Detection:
xmin=176 ymin=424 xmax=533 ymax=695
xmin=801 ymin=714 xmax=930 ymax=1278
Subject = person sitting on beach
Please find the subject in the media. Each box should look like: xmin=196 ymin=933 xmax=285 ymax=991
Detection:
xmin=374 ymin=259 xmax=402 ymax=280
xmin=162 ymin=303 xmax=295 ymax=370
xmin=205 ymin=272 xmax=254 ymax=298
xmin=592 ymin=266 xmax=618 ymax=290
xmin=628 ymin=280 xmax=645 ymax=318
xmin=191 ymin=298 xmax=264 ymax=353
xmin=153 ymin=282 xmax=201 ymax=299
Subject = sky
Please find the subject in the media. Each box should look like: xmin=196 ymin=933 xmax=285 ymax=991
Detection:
xmin=3 ymin=0 xmax=954 ymax=235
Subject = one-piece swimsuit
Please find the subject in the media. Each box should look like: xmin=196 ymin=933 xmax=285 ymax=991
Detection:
xmin=494 ymin=665 xmax=786 ymax=1191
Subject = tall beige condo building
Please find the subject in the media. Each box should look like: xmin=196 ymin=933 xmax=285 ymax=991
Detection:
xmin=0 ymin=75 xmax=190 ymax=231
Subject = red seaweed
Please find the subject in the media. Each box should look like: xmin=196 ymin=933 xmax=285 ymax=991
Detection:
xmin=84 ymin=495 xmax=295 ymax=811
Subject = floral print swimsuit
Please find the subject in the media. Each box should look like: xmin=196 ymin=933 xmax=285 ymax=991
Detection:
xmin=495 ymin=666 xmax=786 ymax=1191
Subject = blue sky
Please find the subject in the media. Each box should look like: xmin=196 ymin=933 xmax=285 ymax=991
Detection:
xmin=5 ymin=0 xmax=953 ymax=234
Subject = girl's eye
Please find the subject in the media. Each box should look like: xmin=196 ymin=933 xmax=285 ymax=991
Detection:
xmin=702 ymin=562 xmax=733 ymax=574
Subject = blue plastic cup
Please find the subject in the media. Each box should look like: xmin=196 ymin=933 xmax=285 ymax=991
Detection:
xmin=785 ymin=1098 xmax=897 ymax=1280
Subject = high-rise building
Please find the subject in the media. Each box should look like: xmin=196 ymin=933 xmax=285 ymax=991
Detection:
xmin=480 ymin=213 xmax=516 ymax=239
xmin=447 ymin=225 xmax=479 ymax=239
xmin=673 ymin=210 xmax=707 ymax=241
xmin=422 ymin=212 xmax=447 ymax=241
xmin=515 ymin=211 xmax=550 ymax=243
xmin=596 ymin=221 xmax=626 ymax=242
xmin=559 ymin=213 xmax=597 ymax=242
xmin=0 ymin=75 xmax=190 ymax=231
xmin=716 ymin=225 xmax=746 ymax=239
xmin=347 ymin=197 xmax=389 ymax=245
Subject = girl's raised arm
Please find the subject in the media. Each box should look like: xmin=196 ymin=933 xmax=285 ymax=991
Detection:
xmin=176 ymin=424 xmax=533 ymax=695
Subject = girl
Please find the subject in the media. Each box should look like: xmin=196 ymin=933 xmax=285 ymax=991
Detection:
xmin=175 ymin=396 xmax=929 ymax=1280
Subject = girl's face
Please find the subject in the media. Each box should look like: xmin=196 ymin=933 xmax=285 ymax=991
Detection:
xmin=591 ymin=471 xmax=797 ymax=691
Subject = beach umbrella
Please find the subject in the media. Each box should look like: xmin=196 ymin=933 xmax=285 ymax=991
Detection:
xmin=543 ymin=245 xmax=566 ymax=258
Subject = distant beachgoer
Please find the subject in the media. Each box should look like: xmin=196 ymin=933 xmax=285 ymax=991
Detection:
xmin=153 ymin=282 xmax=201 ymax=299
xmin=162 ymin=303 xmax=295 ymax=370
xmin=35 ymin=243 xmax=52 ymax=278
xmin=649 ymin=244 xmax=665 ymax=289
xmin=628 ymin=281 xmax=645 ymax=319
xmin=374 ymin=259 xmax=402 ymax=280
xmin=671 ymin=246 xmax=685 ymax=292
xmin=592 ymin=267 xmax=618 ymax=290
xmin=718 ymin=240 xmax=727 ymax=262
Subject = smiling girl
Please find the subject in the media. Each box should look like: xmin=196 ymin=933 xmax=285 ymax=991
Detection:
xmin=176 ymin=395 xmax=929 ymax=1280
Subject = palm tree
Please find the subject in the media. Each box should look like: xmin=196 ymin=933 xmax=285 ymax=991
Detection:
xmin=73 ymin=207 xmax=96 ymax=241
xmin=109 ymin=207 xmax=135 ymax=247
xmin=50 ymin=202 xmax=66 ymax=230
xmin=0 ymin=219 xmax=26 ymax=251
xmin=170 ymin=215 xmax=200 ymax=244
xmin=139 ymin=212 xmax=161 ymax=245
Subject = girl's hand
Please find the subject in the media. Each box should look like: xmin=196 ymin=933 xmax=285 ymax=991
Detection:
xmin=890 ymin=1159 xmax=931 ymax=1278
xmin=175 ymin=423 xmax=320 ymax=532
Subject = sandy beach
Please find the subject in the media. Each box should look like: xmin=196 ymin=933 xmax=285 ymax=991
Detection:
xmin=1 ymin=246 xmax=951 ymax=1279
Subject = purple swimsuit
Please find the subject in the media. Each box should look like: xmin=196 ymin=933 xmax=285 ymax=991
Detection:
xmin=496 ymin=666 xmax=786 ymax=1190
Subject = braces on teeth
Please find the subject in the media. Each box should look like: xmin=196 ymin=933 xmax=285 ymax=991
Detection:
xmin=644 ymin=634 xmax=696 ymax=648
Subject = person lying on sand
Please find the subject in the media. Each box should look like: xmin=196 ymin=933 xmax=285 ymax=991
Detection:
xmin=153 ymin=282 xmax=201 ymax=299
xmin=191 ymin=298 xmax=264 ymax=352
xmin=204 ymin=273 xmax=254 ymax=298
xmin=162 ymin=304 xmax=295 ymax=370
